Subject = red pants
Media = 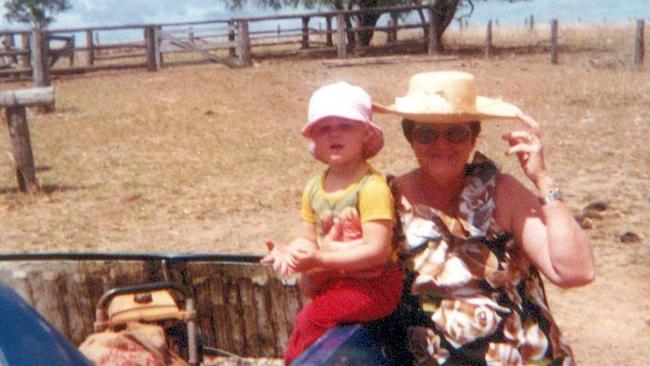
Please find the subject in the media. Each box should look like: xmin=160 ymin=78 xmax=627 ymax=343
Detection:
xmin=284 ymin=265 xmax=403 ymax=365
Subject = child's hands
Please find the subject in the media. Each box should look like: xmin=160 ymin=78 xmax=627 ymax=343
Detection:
xmin=288 ymin=244 xmax=322 ymax=273
xmin=260 ymin=239 xmax=293 ymax=277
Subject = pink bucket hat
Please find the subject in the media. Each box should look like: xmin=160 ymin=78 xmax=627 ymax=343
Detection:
xmin=303 ymin=81 xmax=384 ymax=159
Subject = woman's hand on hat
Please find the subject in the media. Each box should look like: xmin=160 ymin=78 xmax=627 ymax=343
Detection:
xmin=502 ymin=113 xmax=549 ymax=187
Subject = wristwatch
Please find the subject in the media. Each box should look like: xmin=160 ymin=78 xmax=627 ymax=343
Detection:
xmin=539 ymin=188 xmax=564 ymax=205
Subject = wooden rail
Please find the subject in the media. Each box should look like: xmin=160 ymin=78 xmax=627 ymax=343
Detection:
xmin=0 ymin=255 xmax=305 ymax=358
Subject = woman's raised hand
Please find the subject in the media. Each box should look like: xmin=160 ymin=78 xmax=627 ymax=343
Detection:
xmin=502 ymin=113 xmax=549 ymax=188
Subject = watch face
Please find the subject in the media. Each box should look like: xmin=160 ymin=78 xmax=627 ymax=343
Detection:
xmin=541 ymin=188 xmax=563 ymax=205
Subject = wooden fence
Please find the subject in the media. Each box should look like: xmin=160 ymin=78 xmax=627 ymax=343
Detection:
xmin=0 ymin=4 xmax=436 ymax=79
xmin=4 ymin=6 xmax=645 ymax=82
xmin=0 ymin=253 xmax=305 ymax=358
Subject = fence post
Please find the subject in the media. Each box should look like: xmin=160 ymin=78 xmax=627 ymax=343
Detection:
xmin=325 ymin=16 xmax=333 ymax=47
xmin=4 ymin=106 xmax=40 ymax=193
xmin=144 ymin=25 xmax=161 ymax=71
xmin=20 ymin=33 xmax=30 ymax=69
xmin=156 ymin=26 xmax=163 ymax=67
xmin=31 ymin=29 xmax=50 ymax=87
xmin=634 ymin=19 xmax=645 ymax=68
xmin=387 ymin=12 xmax=398 ymax=43
xmin=5 ymin=34 xmax=18 ymax=64
xmin=387 ymin=19 xmax=396 ymax=43
xmin=353 ymin=19 xmax=361 ymax=50
xmin=237 ymin=20 xmax=252 ymax=66
xmin=68 ymin=35 xmax=75 ymax=67
xmin=529 ymin=15 xmax=535 ymax=31
xmin=94 ymin=32 xmax=101 ymax=57
xmin=485 ymin=19 xmax=493 ymax=58
xmin=336 ymin=12 xmax=347 ymax=58
xmin=144 ymin=26 xmax=154 ymax=70
xmin=550 ymin=18 xmax=559 ymax=64
xmin=301 ymin=16 xmax=310 ymax=49
xmin=86 ymin=29 xmax=94 ymax=65
xmin=228 ymin=21 xmax=236 ymax=57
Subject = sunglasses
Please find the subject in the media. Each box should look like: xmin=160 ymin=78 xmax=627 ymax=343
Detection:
xmin=411 ymin=123 xmax=473 ymax=145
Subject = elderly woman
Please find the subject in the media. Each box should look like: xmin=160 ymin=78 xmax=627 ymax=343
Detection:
xmin=373 ymin=71 xmax=595 ymax=365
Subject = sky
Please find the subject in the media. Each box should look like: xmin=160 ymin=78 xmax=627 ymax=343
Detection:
xmin=0 ymin=0 xmax=647 ymax=34
xmin=0 ymin=0 xmax=290 ymax=30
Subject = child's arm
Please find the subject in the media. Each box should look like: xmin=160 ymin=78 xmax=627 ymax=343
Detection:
xmin=290 ymin=174 xmax=395 ymax=275
xmin=291 ymin=221 xmax=319 ymax=252
xmin=313 ymin=219 xmax=382 ymax=277
xmin=289 ymin=219 xmax=393 ymax=274
xmin=260 ymin=222 xmax=318 ymax=277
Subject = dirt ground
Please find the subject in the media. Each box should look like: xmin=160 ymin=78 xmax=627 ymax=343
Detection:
xmin=1 ymin=42 xmax=649 ymax=364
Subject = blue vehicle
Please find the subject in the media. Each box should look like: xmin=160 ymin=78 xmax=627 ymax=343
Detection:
xmin=292 ymin=323 xmax=397 ymax=366
xmin=0 ymin=282 xmax=93 ymax=366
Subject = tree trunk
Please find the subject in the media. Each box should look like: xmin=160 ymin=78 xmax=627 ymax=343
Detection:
xmin=415 ymin=0 xmax=429 ymax=36
xmin=357 ymin=0 xmax=382 ymax=46
xmin=345 ymin=3 xmax=357 ymax=48
xmin=334 ymin=0 xmax=384 ymax=48
xmin=429 ymin=0 xmax=461 ymax=53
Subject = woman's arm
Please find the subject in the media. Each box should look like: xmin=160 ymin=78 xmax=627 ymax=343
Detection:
xmin=496 ymin=174 xmax=595 ymax=287
xmin=498 ymin=114 xmax=595 ymax=288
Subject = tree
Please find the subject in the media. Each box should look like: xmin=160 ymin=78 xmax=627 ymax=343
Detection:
xmin=429 ymin=0 xmax=463 ymax=52
xmin=225 ymin=0 xmax=516 ymax=50
xmin=228 ymin=0 xmax=412 ymax=46
xmin=3 ymin=0 xmax=72 ymax=29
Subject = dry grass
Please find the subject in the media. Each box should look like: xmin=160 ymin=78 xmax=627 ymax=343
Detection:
xmin=1 ymin=22 xmax=649 ymax=365
xmin=3 ymin=24 xmax=647 ymax=254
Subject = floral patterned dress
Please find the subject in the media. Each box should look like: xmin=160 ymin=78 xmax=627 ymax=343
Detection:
xmin=391 ymin=153 xmax=575 ymax=366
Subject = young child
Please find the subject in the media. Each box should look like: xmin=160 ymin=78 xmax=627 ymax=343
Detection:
xmin=261 ymin=81 xmax=403 ymax=365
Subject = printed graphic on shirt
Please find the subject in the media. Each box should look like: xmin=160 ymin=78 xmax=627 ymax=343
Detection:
xmin=318 ymin=207 xmax=362 ymax=241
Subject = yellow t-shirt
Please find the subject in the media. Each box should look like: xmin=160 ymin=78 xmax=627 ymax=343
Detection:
xmin=301 ymin=165 xmax=394 ymax=242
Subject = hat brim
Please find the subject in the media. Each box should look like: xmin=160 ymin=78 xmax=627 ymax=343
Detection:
xmin=305 ymin=119 xmax=385 ymax=160
xmin=372 ymin=96 xmax=521 ymax=123
xmin=302 ymin=114 xmax=370 ymax=138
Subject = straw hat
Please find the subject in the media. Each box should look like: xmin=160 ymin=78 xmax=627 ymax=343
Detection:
xmin=304 ymin=81 xmax=384 ymax=159
xmin=373 ymin=71 xmax=521 ymax=123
